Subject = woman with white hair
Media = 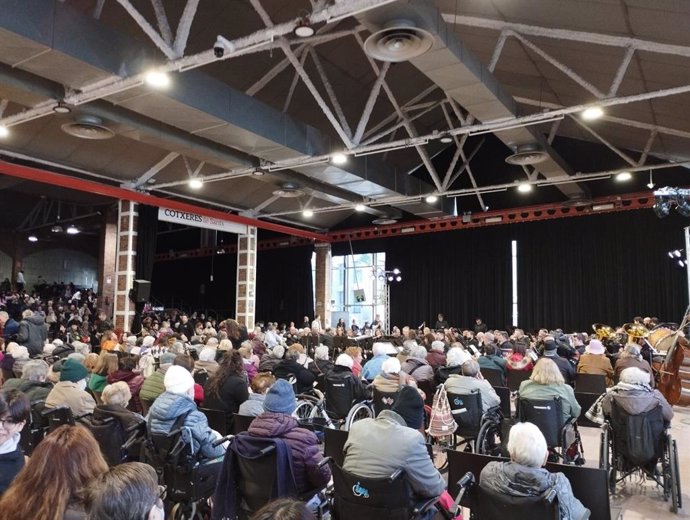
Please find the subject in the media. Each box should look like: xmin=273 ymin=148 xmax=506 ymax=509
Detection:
xmin=324 ymin=354 xmax=369 ymax=419
xmin=480 ymin=422 xmax=590 ymax=520
xmin=1 ymin=359 xmax=52 ymax=401
xmin=309 ymin=345 xmax=334 ymax=379
xmin=435 ymin=346 xmax=471 ymax=384
xmin=93 ymin=381 xmax=145 ymax=432
xmin=601 ymin=367 xmax=673 ymax=422
xmin=401 ymin=344 xmax=434 ymax=383
xmin=372 ymin=357 xmax=417 ymax=393
xmin=614 ymin=343 xmax=654 ymax=385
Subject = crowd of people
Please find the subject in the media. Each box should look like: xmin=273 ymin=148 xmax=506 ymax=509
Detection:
xmin=0 ymin=283 xmax=678 ymax=519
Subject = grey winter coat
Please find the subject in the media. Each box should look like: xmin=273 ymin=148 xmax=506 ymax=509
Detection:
xmin=237 ymin=393 xmax=265 ymax=417
xmin=16 ymin=314 xmax=48 ymax=356
xmin=601 ymin=384 xmax=673 ymax=422
xmin=481 ymin=460 xmax=590 ymax=520
xmin=147 ymin=391 xmax=226 ymax=460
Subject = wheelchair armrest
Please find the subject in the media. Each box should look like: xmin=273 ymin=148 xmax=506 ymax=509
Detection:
xmin=259 ymin=444 xmax=276 ymax=456
xmin=412 ymin=496 xmax=441 ymax=517
xmin=318 ymin=456 xmax=331 ymax=468
xmin=544 ymin=487 xmax=557 ymax=505
xmin=41 ymin=406 xmax=69 ymax=417
xmin=125 ymin=421 xmax=146 ymax=434
xmin=389 ymin=469 xmax=403 ymax=482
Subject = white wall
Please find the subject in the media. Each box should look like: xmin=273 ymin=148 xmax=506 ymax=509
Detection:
xmin=22 ymin=248 xmax=98 ymax=290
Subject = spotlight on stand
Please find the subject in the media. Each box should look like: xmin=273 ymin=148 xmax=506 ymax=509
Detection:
xmin=653 ymin=187 xmax=690 ymax=218
xmin=667 ymin=249 xmax=686 ymax=268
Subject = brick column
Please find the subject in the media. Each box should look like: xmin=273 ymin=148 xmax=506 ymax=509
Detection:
xmin=236 ymin=226 xmax=257 ymax=330
xmin=98 ymin=208 xmax=118 ymax=321
xmin=11 ymin=233 xmax=25 ymax=291
xmin=113 ymin=201 xmax=138 ymax=331
xmin=314 ymin=242 xmax=332 ymax=329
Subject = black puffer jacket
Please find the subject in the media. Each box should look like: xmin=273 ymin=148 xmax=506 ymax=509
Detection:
xmin=16 ymin=314 xmax=48 ymax=356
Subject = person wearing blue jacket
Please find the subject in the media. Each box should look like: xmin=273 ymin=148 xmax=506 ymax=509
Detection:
xmin=147 ymin=365 xmax=226 ymax=460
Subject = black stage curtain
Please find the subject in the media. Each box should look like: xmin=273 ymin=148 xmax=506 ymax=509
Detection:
xmin=515 ymin=211 xmax=688 ymax=331
xmin=255 ymin=245 xmax=314 ymax=325
xmin=332 ymin=228 xmax=514 ymax=332
xmin=136 ymin=205 xmax=158 ymax=281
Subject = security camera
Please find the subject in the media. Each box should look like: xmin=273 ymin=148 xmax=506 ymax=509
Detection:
xmin=214 ymin=37 xmax=225 ymax=58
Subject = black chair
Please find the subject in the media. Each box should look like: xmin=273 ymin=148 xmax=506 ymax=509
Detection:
xmin=19 ymin=399 xmax=49 ymax=455
xmin=324 ymin=427 xmax=349 ymax=468
xmin=482 ymin=369 xmax=504 ymax=388
xmin=517 ymin=397 xmax=582 ymax=463
xmin=574 ymin=373 xmax=606 ymax=394
xmin=42 ymin=405 xmax=76 ymax=431
xmin=329 ymin=461 xmax=441 ymax=520
xmin=193 ymin=369 xmax=209 ymax=387
xmin=508 ymin=370 xmax=532 ymax=392
xmin=416 ymin=380 xmax=435 ymax=406
xmin=574 ymin=392 xmax=601 ymax=428
xmin=372 ymin=388 xmax=398 ymax=417
xmin=200 ymin=407 xmax=228 ymax=436
xmin=494 ymin=386 xmax=512 ymax=418
xmin=231 ymin=414 xmax=256 ymax=435
xmin=87 ymin=415 xmax=145 ymax=466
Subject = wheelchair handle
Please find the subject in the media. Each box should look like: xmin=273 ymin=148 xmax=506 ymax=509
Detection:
xmin=389 ymin=469 xmax=402 ymax=482
xmin=212 ymin=434 xmax=234 ymax=448
xmin=41 ymin=406 xmax=70 ymax=417
xmin=259 ymin=445 xmax=276 ymax=456
xmin=126 ymin=421 xmax=146 ymax=434
xmin=450 ymin=472 xmax=476 ymax=516
xmin=318 ymin=456 xmax=331 ymax=468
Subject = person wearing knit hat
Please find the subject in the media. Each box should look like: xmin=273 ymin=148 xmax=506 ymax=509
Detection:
xmin=45 ymin=358 xmax=96 ymax=417
xmin=247 ymin=380 xmax=331 ymax=495
xmin=147 ymin=365 xmax=226 ymax=460
xmin=577 ymin=339 xmax=614 ymax=386
xmin=343 ymin=384 xmax=447 ymax=511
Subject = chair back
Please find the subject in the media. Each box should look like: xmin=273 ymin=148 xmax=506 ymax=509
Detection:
xmin=416 ymin=379 xmax=435 ymax=406
xmin=482 ymin=370 xmax=504 ymax=388
xmin=493 ymin=386 xmax=511 ymax=417
xmin=87 ymin=416 xmax=127 ymax=466
xmin=325 ymin=374 xmax=356 ymax=420
xmin=232 ymin=414 xmax=256 ymax=435
xmin=200 ymin=407 xmax=228 ymax=436
xmin=19 ymin=400 xmax=49 ymax=455
xmin=447 ymin=391 xmax=483 ymax=438
xmin=42 ymin=405 xmax=75 ymax=431
xmin=508 ymin=370 xmax=532 ymax=392
xmin=477 ymin=483 xmax=559 ymax=520
xmin=324 ymin=427 xmax=349 ymax=467
xmin=610 ymin=400 xmax=665 ymax=466
xmin=574 ymin=373 xmax=606 ymax=394
xmin=517 ymin=397 xmax=564 ymax=447
xmin=372 ymin=388 xmax=398 ymax=417
xmin=194 ymin=369 xmax=209 ymax=387
xmin=330 ymin=462 xmax=412 ymax=520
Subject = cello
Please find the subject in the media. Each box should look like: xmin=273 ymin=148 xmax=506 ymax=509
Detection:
xmin=657 ymin=333 xmax=688 ymax=406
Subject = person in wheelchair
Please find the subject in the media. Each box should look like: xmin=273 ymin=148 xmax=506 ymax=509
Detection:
xmin=481 ymin=422 xmax=590 ymax=520
xmin=371 ymin=357 xmax=417 ymax=393
xmin=443 ymin=359 xmax=500 ymax=413
xmin=147 ymin=365 xmax=226 ymax=461
xmin=601 ymin=367 xmax=673 ymax=424
xmin=519 ymin=358 xmax=581 ymax=425
xmin=343 ymin=385 xmax=452 ymax=518
xmin=324 ymin=354 xmax=369 ymax=420
xmin=273 ymin=347 xmax=316 ymax=395
xmin=247 ymin=379 xmax=331 ymax=494
xmin=435 ymin=346 xmax=471 ymax=385
xmin=93 ymin=382 xmax=145 ymax=432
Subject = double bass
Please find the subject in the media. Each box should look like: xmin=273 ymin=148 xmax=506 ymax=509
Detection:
xmin=657 ymin=333 xmax=689 ymax=406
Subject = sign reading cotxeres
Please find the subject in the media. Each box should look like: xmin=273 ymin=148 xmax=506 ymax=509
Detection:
xmin=158 ymin=208 xmax=248 ymax=235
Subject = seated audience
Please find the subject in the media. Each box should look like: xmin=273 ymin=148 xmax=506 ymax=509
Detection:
xmin=480 ymin=422 xmax=590 ymax=520
xmin=443 ymin=359 xmax=500 ymax=413
xmin=195 ymin=346 xmax=220 ymax=378
xmin=614 ymin=344 xmax=654 ymax=386
xmin=426 ymin=341 xmax=447 ymax=369
xmin=325 ymin=354 xmax=369 ymax=418
xmin=106 ymin=356 xmax=144 ymax=413
xmin=172 ymin=355 xmax=205 ymax=405
xmin=506 ymin=343 xmax=533 ymax=371
xmin=435 ymin=347 xmax=471 ymax=384
xmin=401 ymin=344 xmax=434 ymax=383
xmin=84 ymin=462 xmax=162 ymax=520
xmin=519 ymin=358 xmax=581 ymax=424
xmin=148 ymin=365 xmax=226 ymax=460
xmin=0 ymin=424 xmax=109 ymax=520
xmin=309 ymin=345 xmax=334 ymax=379
xmin=0 ymin=389 xmax=30 ymax=495
xmin=542 ymin=340 xmax=575 ymax=386
xmin=93 ymin=381 xmax=145 ymax=432
xmin=344 ymin=386 xmax=449 ymax=516
xmin=247 ymin=379 xmax=331 ymax=494
xmin=361 ymin=342 xmax=391 ymax=381
xmin=249 ymin=498 xmax=315 ymax=520
xmin=372 ymin=357 xmax=417 ymax=393
xmin=139 ymin=351 xmax=176 ymax=404
xmin=577 ymin=339 xmax=614 ymax=386
xmin=601 ymin=367 xmax=673 ymax=423
xmin=344 ymin=346 xmax=364 ymax=378
xmin=259 ymin=345 xmax=284 ymax=373
xmin=1 ymin=359 xmax=53 ymax=402
xmin=45 ymin=358 xmax=96 ymax=417
xmin=16 ymin=309 xmax=47 ymax=357
xmin=239 ymin=345 xmax=258 ymax=382
xmin=273 ymin=348 xmax=316 ymax=395
xmin=477 ymin=343 xmax=507 ymax=385
xmin=237 ymin=372 xmax=275 ymax=417
xmin=203 ymin=350 xmax=249 ymax=415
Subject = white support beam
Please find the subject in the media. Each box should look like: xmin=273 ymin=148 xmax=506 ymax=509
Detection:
xmin=0 ymin=99 xmax=8 ymax=118
xmin=638 ymin=129 xmax=658 ymax=166
xmin=608 ymin=46 xmax=635 ymax=97
xmin=571 ymin=116 xmax=637 ymax=166
xmin=512 ymin=32 xmax=605 ymax=99
xmin=150 ymin=0 xmax=173 ymax=45
xmin=115 ymin=0 xmax=176 ymax=59
xmin=308 ymin=47 xmax=354 ymax=141
xmin=547 ymin=119 xmax=561 ymax=145
xmin=488 ymin=31 xmax=509 ymax=73
xmin=446 ymin=139 xmax=485 ymax=191
xmin=129 ymin=152 xmax=179 ymax=188
xmin=173 ymin=0 xmax=200 ymax=58
xmin=353 ymin=61 xmax=391 ymax=145
xmin=283 ymin=49 xmax=310 ymax=113
xmin=362 ymin=85 xmax=437 ymax=140
xmin=362 ymin=101 xmax=440 ymax=146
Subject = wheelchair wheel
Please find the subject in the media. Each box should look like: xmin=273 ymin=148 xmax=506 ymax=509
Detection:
xmin=599 ymin=429 xmax=609 ymax=471
xmin=294 ymin=400 xmax=316 ymax=422
xmin=344 ymin=402 xmax=373 ymax=431
xmin=476 ymin=420 xmax=502 ymax=457
xmin=170 ymin=501 xmax=203 ymax=520
xmin=427 ymin=436 xmax=450 ymax=474
xmin=670 ymin=438 xmax=682 ymax=513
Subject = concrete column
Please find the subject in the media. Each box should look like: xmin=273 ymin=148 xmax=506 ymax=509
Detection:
xmin=236 ymin=226 xmax=257 ymax=330
xmin=98 ymin=208 xmax=118 ymax=321
xmin=314 ymin=242 xmax=332 ymax=329
xmin=113 ymin=200 xmax=138 ymax=331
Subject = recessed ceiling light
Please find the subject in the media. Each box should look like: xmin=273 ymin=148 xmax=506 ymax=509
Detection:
xmin=53 ymin=102 xmax=71 ymax=114
xmin=293 ymin=19 xmax=315 ymax=38
xmin=331 ymin=153 xmax=347 ymax=165
xmin=517 ymin=182 xmax=532 ymax=193
xmin=303 ymin=209 xmax=314 ymax=218
xmin=355 ymin=204 xmax=366 ymax=212
xmin=425 ymin=195 xmax=438 ymax=204
xmin=581 ymin=107 xmax=604 ymax=121
xmin=189 ymin=178 xmax=203 ymax=189
xmin=66 ymin=225 xmax=80 ymax=235
xmin=252 ymin=168 xmax=265 ymax=176
xmin=440 ymin=135 xmax=453 ymax=144
xmin=0 ymin=125 xmax=9 ymax=138
xmin=615 ymin=171 xmax=632 ymax=182
xmin=145 ymin=70 xmax=171 ymax=89
xmin=28 ymin=235 xmax=38 ymax=242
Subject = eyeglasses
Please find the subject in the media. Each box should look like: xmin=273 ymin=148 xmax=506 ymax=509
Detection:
xmin=0 ymin=418 xmax=19 ymax=428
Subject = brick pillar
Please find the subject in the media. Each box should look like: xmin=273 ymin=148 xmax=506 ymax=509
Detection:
xmin=236 ymin=226 xmax=257 ymax=330
xmin=11 ymin=233 xmax=25 ymax=291
xmin=314 ymin=242 xmax=332 ymax=329
xmin=98 ymin=208 xmax=118 ymax=321
xmin=113 ymin=201 xmax=138 ymax=331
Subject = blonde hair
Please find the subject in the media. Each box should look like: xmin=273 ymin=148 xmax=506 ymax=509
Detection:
xmin=529 ymin=358 xmax=565 ymax=385
xmin=345 ymin=346 xmax=362 ymax=359
xmin=288 ymin=343 xmax=305 ymax=354
xmin=84 ymin=353 xmax=99 ymax=373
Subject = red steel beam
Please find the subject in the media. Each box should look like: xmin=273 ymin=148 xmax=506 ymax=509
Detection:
xmin=154 ymin=236 xmax=313 ymax=262
xmin=0 ymin=160 xmax=328 ymax=242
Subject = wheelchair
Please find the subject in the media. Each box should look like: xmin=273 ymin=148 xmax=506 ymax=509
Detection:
xmin=599 ymin=400 xmax=681 ymax=513
xmin=143 ymin=423 xmax=224 ymax=519
xmin=86 ymin=414 xmax=146 ymax=466
xmin=295 ymin=386 xmax=374 ymax=432
xmin=328 ymin=459 xmax=452 ymax=520
xmin=447 ymin=391 xmax=504 ymax=456
xmin=19 ymin=399 xmax=50 ymax=455
xmin=517 ymin=396 xmax=584 ymax=465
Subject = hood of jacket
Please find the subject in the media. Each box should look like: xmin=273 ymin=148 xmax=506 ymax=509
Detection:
xmin=24 ymin=314 xmax=46 ymax=327
xmin=249 ymin=411 xmax=299 ymax=437
xmin=483 ymin=461 xmax=553 ymax=497
xmin=148 ymin=391 xmax=196 ymax=423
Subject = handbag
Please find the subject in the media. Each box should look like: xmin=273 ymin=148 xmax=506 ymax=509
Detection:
xmin=427 ymin=384 xmax=456 ymax=438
